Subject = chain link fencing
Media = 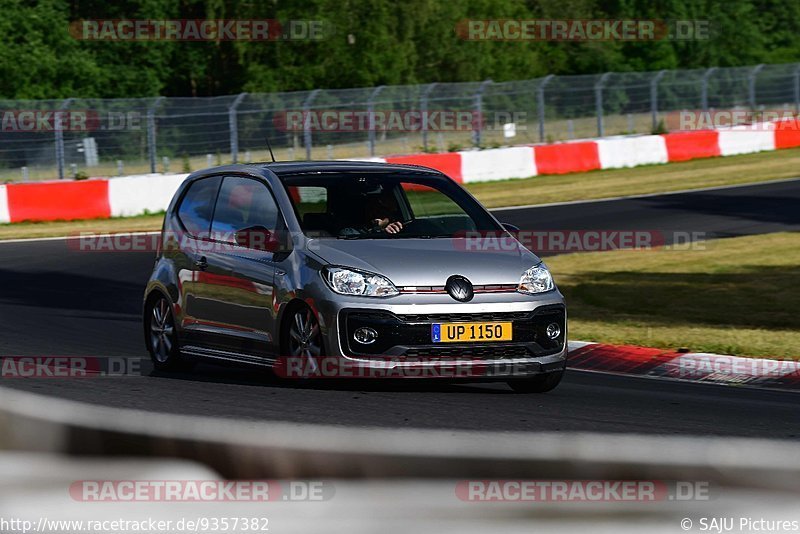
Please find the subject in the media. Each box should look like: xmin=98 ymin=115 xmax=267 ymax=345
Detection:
xmin=1 ymin=62 xmax=799 ymax=182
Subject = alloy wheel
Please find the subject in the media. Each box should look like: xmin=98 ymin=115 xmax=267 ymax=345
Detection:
xmin=149 ymin=297 xmax=175 ymax=363
xmin=288 ymin=307 xmax=322 ymax=373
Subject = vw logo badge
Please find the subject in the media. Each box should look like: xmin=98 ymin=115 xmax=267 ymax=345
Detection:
xmin=445 ymin=275 xmax=474 ymax=303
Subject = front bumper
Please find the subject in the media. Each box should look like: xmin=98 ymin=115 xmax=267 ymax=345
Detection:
xmin=314 ymin=291 xmax=568 ymax=379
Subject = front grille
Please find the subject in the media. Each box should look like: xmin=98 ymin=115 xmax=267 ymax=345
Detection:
xmin=398 ymin=284 xmax=517 ymax=295
xmin=398 ymin=311 xmax=534 ymax=323
xmin=402 ymin=345 xmax=530 ymax=360
xmin=340 ymin=305 xmax=566 ymax=360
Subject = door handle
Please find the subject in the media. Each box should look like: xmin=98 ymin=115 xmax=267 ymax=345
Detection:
xmin=194 ymin=256 xmax=208 ymax=270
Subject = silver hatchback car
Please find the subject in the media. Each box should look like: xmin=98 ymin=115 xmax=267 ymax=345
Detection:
xmin=143 ymin=161 xmax=567 ymax=392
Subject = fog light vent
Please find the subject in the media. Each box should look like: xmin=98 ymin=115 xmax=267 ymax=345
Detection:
xmin=546 ymin=323 xmax=561 ymax=340
xmin=354 ymin=327 xmax=378 ymax=345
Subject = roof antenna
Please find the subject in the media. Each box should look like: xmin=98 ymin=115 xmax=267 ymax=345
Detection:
xmin=266 ymin=136 xmax=276 ymax=162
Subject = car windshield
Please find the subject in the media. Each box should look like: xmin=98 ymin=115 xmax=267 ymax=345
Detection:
xmin=281 ymin=172 xmax=502 ymax=239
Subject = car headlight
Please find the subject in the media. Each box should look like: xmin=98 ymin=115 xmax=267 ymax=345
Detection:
xmin=323 ymin=267 xmax=399 ymax=297
xmin=517 ymin=263 xmax=554 ymax=295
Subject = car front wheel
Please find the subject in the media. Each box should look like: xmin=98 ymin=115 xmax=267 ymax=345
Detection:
xmin=281 ymin=304 xmax=325 ymax=378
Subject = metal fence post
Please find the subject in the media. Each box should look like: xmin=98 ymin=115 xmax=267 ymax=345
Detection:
xmin=147 ymin=97 xmax=165 ymax=174
xmin=302 ymin=89 xmax=321 ymax=160
xmin=594 ymin=73 xmax=612 ymax=137
xmin=537 ymin=75 xmax=554 ymax=142
xmin=228 ymin=93 xmax=247 ymax=163
xmin=650 ymin=70 xmax=667 ymax=131
xmin=472 ymin=79 xmax=492 ymax=147
xmin=367 ymin=85 xmax=386 ymax=157
xmin=748 ymin=64 xmax=765 ymax=109
xmin=420 ymin=83 xmax=438 ymax=151
xmin=701 ymin=67 xmax=717 ymax=111
xmin=55 ymin=98 xmax=74 ymax=180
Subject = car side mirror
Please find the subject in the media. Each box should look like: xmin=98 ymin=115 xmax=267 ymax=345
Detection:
xmin=502 ymin=223 xmax=520 ymax=233
xmin=235 ymin=226 xmax=284 ymax=252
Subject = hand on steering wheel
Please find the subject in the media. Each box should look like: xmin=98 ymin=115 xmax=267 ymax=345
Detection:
xmin=374 ymin=218 xmax=404 ymax=234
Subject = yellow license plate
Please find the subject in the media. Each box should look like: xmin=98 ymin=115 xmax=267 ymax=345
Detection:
xmin=431 ymin=322 xmax=513 ymax=343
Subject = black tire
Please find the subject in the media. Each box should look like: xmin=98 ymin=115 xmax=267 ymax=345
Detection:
xmin=145 ymin=294 xmax=193 ymax=372
xmin=507 ymin=369 xmax=565 ymax=393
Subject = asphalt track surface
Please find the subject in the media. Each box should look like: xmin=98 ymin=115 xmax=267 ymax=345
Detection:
xmin=1 ymin=179 xmax=799 ymax=438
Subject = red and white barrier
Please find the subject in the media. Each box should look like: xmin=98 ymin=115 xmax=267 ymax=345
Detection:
xmin=458 ymin=146 xmax=537 ymax=182
xmin=384 ymin=153 xmax=463 ymax=181
xmin=108 ymin=173 xmax=190 ymax=217
xmin=2 ymin=120 xmax=798 ymax=223
xmin=534 ymin=141 xmax=600 ymax=175
xmin=4 ymin=180 xmax=110 ymax=223
xmin=717 ymin=126 xmax=775 ymax=156
xmin=662 ymin=130 xmax=720 ymax=161
xmin=0 ymin=185 xmax=9 ymax=224
xmin=774 ymin=118 xmax=800 ymax=149
xmin=596 ymin=135 xmax=668 ymax=169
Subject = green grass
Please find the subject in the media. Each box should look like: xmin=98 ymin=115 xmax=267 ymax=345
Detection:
xmin=546 ymin=232 xmax=800 ymax=360
xmin=0 ymin=212 xmax=165 ymax=240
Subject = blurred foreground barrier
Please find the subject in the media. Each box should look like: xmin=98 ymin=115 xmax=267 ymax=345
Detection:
xmin=1 ymin=384 xmax=800 ymax=491
xmin=3 ymin=450 xmax=799 ymax=534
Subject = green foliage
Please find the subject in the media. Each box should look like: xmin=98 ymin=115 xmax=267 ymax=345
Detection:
xmin=651 ymin=118 xmax=668 ymax=135
xmin=0 ymin=0 xmax=798 ymax=99
xmin=446 ymin=141 xmax=464 ymax=152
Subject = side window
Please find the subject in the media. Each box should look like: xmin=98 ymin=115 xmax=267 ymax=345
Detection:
xmin=177 ymin=176 xmax=222 ymax=237
xmin=211 ymin=176 xmax=281 ymax=244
